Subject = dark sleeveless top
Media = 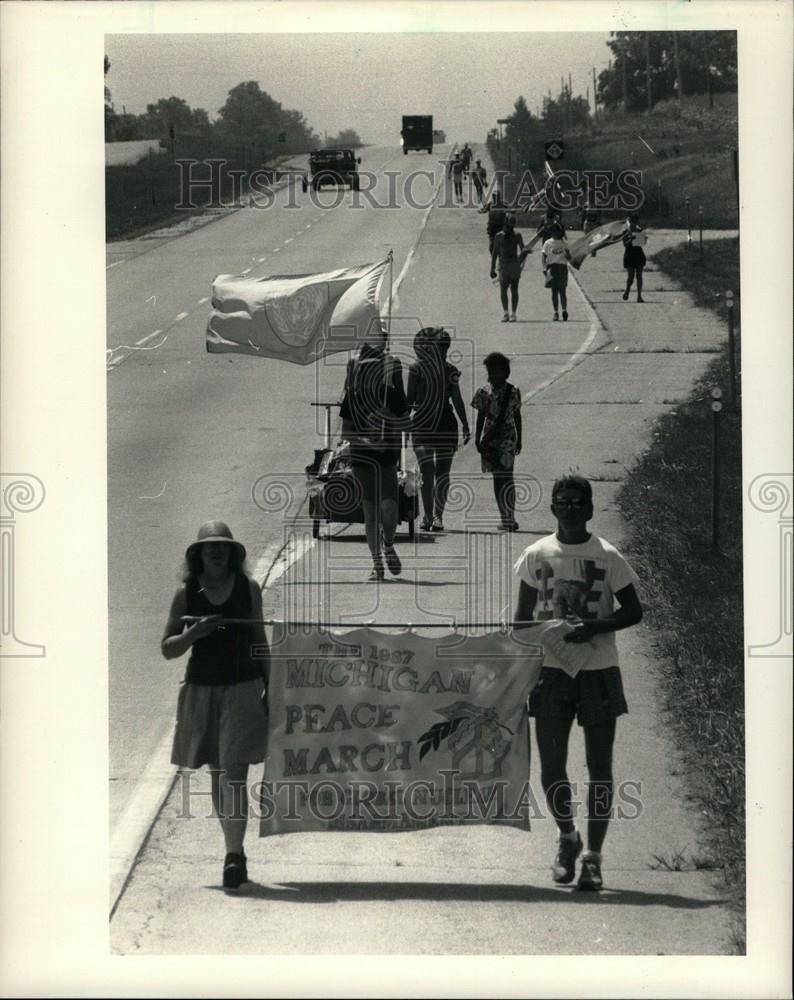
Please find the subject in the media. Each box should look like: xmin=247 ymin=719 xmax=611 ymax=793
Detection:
xmin=184 ymin=572 xmax=264 ymax=686
xmin=409 ymin=360 xmax=460 ymax=449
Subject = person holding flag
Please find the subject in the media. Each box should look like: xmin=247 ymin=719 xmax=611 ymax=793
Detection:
xmin=541 ymin=222 xmax=572 ymax=321
xmin=340 ymin=331 xmax=410 ymax=582
xmin=524 ymin=205 xmax=566 ymax=255
xmin=621 ymin=213 xmax=648 ymax=302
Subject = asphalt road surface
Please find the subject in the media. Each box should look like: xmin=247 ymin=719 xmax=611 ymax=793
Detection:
xmin=107 ymin=144 xmax=457 ymax=828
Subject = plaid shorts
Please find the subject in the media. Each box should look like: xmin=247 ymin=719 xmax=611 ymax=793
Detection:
xmin=529 ymin=666 xmax=628 ymax=727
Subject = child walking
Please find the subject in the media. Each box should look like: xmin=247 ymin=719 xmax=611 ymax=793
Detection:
xmin=472 ymin=352 xmax=522 ymax=531
xmin=541 ymin=222 xmax=572 ymax=321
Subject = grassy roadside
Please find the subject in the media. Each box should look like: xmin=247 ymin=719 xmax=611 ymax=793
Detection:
xmin=618 ymin=238 xmax=744 ymax=950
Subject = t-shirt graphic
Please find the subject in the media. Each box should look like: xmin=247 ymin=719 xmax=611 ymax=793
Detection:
xmin=513 ymin=534 xmax=639 ymax=671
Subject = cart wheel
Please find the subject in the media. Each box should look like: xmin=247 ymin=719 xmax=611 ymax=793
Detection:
xmin=312 ymin=519 xmax=320 ymax=539
xmin=407 ymin=518 xmax=415 ymax=540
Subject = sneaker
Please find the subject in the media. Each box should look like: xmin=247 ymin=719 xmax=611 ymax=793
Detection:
xmin=562 ymin=311 xmax=568 ymax=321
xmin=622 ymin=290 xmax=629 ymax=301
xmin=637 ymin=295 xmax=645 ymax=303
xmin=431 ymin=516 xmax=444 ymax=532
xmin=223 ymin=852 xmax=246 ymax=891
xmin=578 ymin=852 xmax=603 ymax=891
xmin=502 ymin=313 xmax=510 ymax=323
xmin=509 ymin=313 xmax=517 ymax=322
xmin=367 ymin=562 xmax=385 ymax=582
xmin=551 ymin=831 xmax=583 ymax=884
xmin=553 ymin=312 xmax=559 ymax=322
xmin=497 ymin=520 xmax=519 ymax=532
xmin=420 ymin=515 xmax=433 ymax=531
xmin=383 ymin=544 xmax=402 ymax=576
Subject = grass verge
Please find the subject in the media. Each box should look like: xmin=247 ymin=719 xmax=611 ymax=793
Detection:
xmin=618 ymin=237 xmax=744 ymax=951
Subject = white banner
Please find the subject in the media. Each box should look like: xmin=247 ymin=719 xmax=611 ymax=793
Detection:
xmin=259 ymin=626 xmax=550 ymax=836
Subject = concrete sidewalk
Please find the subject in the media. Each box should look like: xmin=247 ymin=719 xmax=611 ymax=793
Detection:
xmin=110 ymin=207 xmax=737 ymax=955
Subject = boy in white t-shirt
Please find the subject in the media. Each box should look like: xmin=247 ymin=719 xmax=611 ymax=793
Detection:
xmin=513 ymin=474 xmax=643 ymax=890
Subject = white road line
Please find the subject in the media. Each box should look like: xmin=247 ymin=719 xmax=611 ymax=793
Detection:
xmin=272 ymin=247 xmax=281 ymax=252
xmin=135 ymin=330 xmax=163 ymax=347
xmin=523 ymin=271 xmax=605 ymax=402
xmin=392 ymin=159 xmax=448 ymax=311
xmin=109 ymin=527 xmax=315 ymax=917
xmin=241 ymin=267 xmax=252 ymax=276
xmin=284 ymin=237 xmax=293 ymax=244
xmin=257 ymin=256 xmax=267 ymax=262
xmin=197 ymin=296 xmax=209 ymax=305
xmin=304 ymin=224 xmax=312 ymax=229
xmin=106 ymin=260 xmax=125 ymax=270
xmin=174 ymin=311 xmax=189 ymax=322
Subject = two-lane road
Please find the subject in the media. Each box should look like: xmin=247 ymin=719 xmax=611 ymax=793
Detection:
xmin=108 ymin=145 xmax=451 ymax=827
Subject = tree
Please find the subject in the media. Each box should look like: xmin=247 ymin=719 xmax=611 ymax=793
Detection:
xmin=216 ymin=81 xmax=283 ymax=148
xmin=139 ymin=96 xmax=211 ymax=140
xmin=597 ymin=31 xmax=737 ymax=111
xmin=328 ymin=128 xmax=362 ymax=148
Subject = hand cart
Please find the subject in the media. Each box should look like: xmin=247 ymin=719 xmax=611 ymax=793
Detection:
xmin=305 ymin=403 xmax=418 ymax=540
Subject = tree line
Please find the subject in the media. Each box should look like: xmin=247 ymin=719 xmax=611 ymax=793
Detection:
xmin=104 ymin=58 xmax=362 ymax=158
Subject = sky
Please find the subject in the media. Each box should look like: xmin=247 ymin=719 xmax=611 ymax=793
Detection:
xmin=104 ymin=32 xmax=612 ymax=144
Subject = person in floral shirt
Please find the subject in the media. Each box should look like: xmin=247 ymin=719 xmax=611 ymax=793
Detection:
xmin=472 ymin=352 xmax=522 ymax=531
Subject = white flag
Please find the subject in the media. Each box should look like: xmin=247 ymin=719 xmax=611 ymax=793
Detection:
xmin=206 ymin=257 xmax=389 ymax=365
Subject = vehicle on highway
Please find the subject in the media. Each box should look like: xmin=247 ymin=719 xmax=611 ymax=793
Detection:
xmin=401 ymin=115 xmax=433 ymax=154
xmin=301 ymin=148 xmax=361 ymax=191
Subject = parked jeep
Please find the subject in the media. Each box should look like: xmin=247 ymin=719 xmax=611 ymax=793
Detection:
xmin=302 ymin=148 xmax=361 ymax=191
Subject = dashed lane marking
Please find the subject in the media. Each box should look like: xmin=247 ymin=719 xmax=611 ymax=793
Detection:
xmin=174 ymin=311 xmax=189 ymax=322
xmin=135 ymin=330 xmax=163 ymax=347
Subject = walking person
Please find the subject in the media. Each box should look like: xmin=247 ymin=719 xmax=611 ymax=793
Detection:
xmin=513 ymin=474 xmax=644 ymax=891
xmin=472 ymin=352 xmax=522 ymax=531
xmin=525 ymin=204 xmax=566 ymax=254
xmin=340 ymin=333 xmax=409 ymax=582
xmin=622 ymin=212 xmax=647 ymax=302
xmin=471 ymin=159 xmax=487 ymax=206
xmin=448 ymin=153 xmax=464 ymax=203
xmin=541 ymin=222 xmax=572 ymax=321
xmin=407 ymin=327 xmax=470 ymax=532
xmin=460 ymin=142 xmax=473 ymax=176
xmin=485 ymin=188 xmax=507 ymax=253
xmin=162 ymin=521 xmax=269 ymax=891
xmin=490 ymin=213 xmax=528 ymax=322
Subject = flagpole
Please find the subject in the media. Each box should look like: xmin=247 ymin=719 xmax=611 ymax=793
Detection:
xmin=381 ymin=251 xmax=394 ymax=442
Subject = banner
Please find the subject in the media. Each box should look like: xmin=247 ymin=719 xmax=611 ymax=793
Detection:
xmin=206 ymin=258 xmax=389 ymax=365
xmin=260 ymin=626 xmax=554 ymax=836
xmin=568 ymin=220 xmax=628 ymax=269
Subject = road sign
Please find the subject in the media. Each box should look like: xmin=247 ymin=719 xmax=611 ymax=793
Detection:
xmin=545 ymin=140 xmax=564 ymax=161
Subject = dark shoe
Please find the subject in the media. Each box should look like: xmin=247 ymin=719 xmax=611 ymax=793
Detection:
xmin=501 ymin=313 xmax=510 ymax=323
xmin=367 ymin=562 xmax=385 ymax=582
xmin=497 ymin=520 xmax=519 ymax=532
xmin=578 ymin=852 xmax=603 ymax=891
xmin=420 ymin=515 xmax=433 ymax=531
xmin=383 ymin=544 xmax=402 ymax=576
xmin=553 ymin=312 xmax=559 ymax=321
xmin=431 ymin=516 xmax=444 ymax=532
xmin=223 ymin=852 xmax=246 ymax=891
xmin=637 ymin=295 xmax=645 ymax=303
xmin=562 ymin=311 xmax=568 ymax=321
xmin=552 ymin=832 xmax=583 ymax=884
xmin=622 ymin=290 xmax=629 ymax=301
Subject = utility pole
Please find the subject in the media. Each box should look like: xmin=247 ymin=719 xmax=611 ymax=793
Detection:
xmin=673 ymin=31 xmax=683 ymax=101
xmin=620 ymin=40 xmax=627 ymax=109
xmin=645 ymin=33 xmax=653 ymax=112
xmin=592 ymin=65 xmax=598 ymax=116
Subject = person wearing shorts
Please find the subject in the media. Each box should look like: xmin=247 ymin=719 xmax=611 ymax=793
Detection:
xmin=490 ymin=213 xmax=528 ymax=322
xmin=622 ymin=213 xmax=647 ymax=302
xmin=162 ymin=521 xmax=269 ymax=891
xmin=513 ymin=474 xmax=643 ymax=890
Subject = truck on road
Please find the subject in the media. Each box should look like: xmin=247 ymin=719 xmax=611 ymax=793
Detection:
xmin=401 ymin=115 xmax=433 ymax=154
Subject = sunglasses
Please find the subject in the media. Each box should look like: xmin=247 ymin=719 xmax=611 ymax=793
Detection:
xmin=552 ymin=497 xmax=588 ymax=510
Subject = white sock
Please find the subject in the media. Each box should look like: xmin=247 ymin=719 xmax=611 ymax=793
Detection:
xmin=582 ymin=849 xmax=601 ymax=861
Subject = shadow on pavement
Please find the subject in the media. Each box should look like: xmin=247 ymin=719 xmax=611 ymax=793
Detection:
xmin=209 ymin=880 xmax=727 ymax=909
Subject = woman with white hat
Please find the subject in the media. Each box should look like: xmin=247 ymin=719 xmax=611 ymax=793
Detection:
xmin=161 ymin=520 xmax=268 ymax=891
